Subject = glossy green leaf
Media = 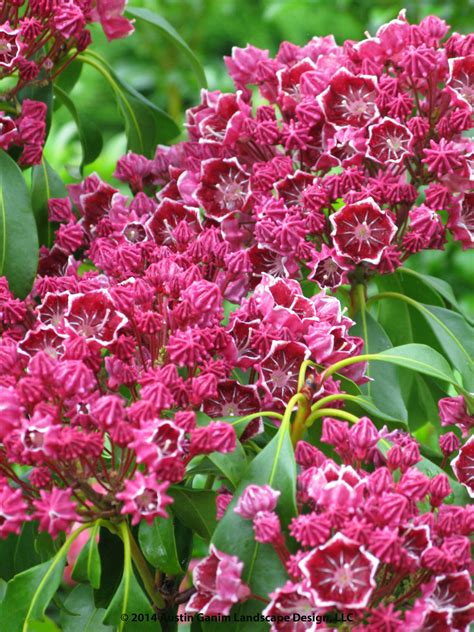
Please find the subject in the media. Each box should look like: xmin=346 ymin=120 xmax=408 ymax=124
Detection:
xmin=353 ymin=310 xmax=408 ymax=422
xmin=72 ymin=523 xmax=101 ymax=589
xmin=138 ymin=517 xmax=182 ymax=575
xmin=417 ymin=304 xmax=474 ymax=391
xmin=126 ymin=7 xmax=207 ymax=88
xmin=55 ymin=59 xmax=83 ymax=94
xmin=26 ymin=618 xmax=61 ymax=632
xmin=0 ymin=559 xmax=66 ymax=632
xmin=210 ymin=419 xmax=297 ymax=628
xmin=399 ymin=268 xmax=469 ymax=318
xmin=168 ymin=487 xmax=217 ymax=541
xmin=31 ymin=159 xmax=66 ymax=248
xmin=14 ymin=522 xmax=42 ymax=575
xmin=406 ymin=374 xmax=442 ymax=433
xmin=61 ymin=585 xmax=113 ymax=632
xmin=79 ymin=51 xmax=179 ymax=153
xmin=375 ymin=344 xmax=458 ymax=388
xmin=0 ymin=150 xmax=39 ymax=298
xmin=54 ymin=85 xmax=103 ymax=171
xmin=207 ymin=440 xmax=248 ymax=489
xmin=102 ymin=564 xmax=157 ymax=632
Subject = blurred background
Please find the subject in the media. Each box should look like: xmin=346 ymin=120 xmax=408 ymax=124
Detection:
xmin=44 ymin=0 xmax=474 ymax=313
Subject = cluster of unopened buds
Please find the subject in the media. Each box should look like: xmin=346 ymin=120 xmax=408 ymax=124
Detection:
xmin=114 ymin=10 xmax=473 ymax=289
xmin=189 ymin=419 xmax=474 ymax=630
xmin=0 ymin=0 xmax=133 ymax=164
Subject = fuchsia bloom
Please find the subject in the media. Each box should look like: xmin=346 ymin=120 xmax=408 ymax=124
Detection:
xmin=234 ymin=484 xmax=281 ymax=519
xmin=186 ymin=545 xmax=250 ymax=616
xmin=91 ymin=0 xmax=134 ymax=41
xmin=299 ymin=533 xmax=379 ymax=608
xmin=33 ymin=488 xmax=79 ymax=538
xmin=116 ymin=472 xmax=173 ymax=525
xmin=452 ymin=435 xmax=474 ymax=498
xmin=330 ymin=198 xmax=397 ymax=264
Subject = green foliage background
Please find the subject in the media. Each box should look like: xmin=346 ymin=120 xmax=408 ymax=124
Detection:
xmin=45 ymin=0 xmax=474 ymax=313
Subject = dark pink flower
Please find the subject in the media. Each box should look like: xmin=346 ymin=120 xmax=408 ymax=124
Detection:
xmin=0 ymin=24 xmax=22 ymax=69
xmin=0 ymin=485 xmax=29 ymax=536
xmin=91 ymin=0 xmax=134 ymax=41
xmin=318 ymin=68 xmax=379 ymax=128
xmin=195 ymin=158 xmax=250 ymax=222
xmin=65 ymin=291 xmax=128 ymax=346
xmin=234 ymin=485 xmax=280 ymax=519
xmin=116 ymin=472 xmax=172 ymax=525
xmin=451 ymin=435 xmax=474 ymax=498
xmin=367 ymin=117 xmax=413 ymax=164
xmin=33 ymin=487 xmax=78 ymax=538
xmin=299 ymin=533 xmax=379 ymax=608
xmin=186 ymin=545 xmax=250 ymax=616
xmin=190 ymin=422 xmax=236 ymax=456
xmin=330 ymin=197 xmax=397 ymax=264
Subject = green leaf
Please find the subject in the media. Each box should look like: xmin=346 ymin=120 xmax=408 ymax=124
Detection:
xmin=211 ymin=420 xmax=297 ymax=626
xmin=55 ymin=59 xmax=83 ymax=94
xmin=406 ymin=374 xmax=442 ymax=433
xmin=0 ymin=559 xmax=65 ymax=632
xmin=353 ymin=310 xmax=408 ymax=423
xmin=375 ymin=344 xmax=458 ymax=388
xmin=0 ymin=149 xmax=39 ymax=297
xmin=31 ymin=159 xmax=66 ymax=248
xmin=168 ymin=488 xmax=217 ymax=541
xmin=72 ymin=523 xmax=101 ymax=589
xmin=14 ymin=522 xmax=42 ymax=575
xmin=54 ymin=85 xmax=103 ymax=171
xmin=416 ymin=304 xmax=474 ymax=392
xmin=374 ymin=274 xmax=414 ymax=345
xmin=25 ymin=618 xmax=62 ymax=632
xmin=138 ymin=517 xmax=182 ymax=575
xmin=102 ymin=564 xmax=157 ymax=632
xmin=79 ymin=51 xmax=179 ymax=153
xmin=207 ymin=440 xmax=248 ymax=489
xmin=60 ymin=585 xmax=112 ymax=632
xmin=399 ymin=268 xmax=469 ymax=318
xmin=126 ymin=7 xmax=207 ymax=88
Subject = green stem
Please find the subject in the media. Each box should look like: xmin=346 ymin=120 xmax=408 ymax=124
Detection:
xmin=311 ymin=393 xmax=367 ymax=412
xmin=290 ymin=397 xmax=310 ymax=447
xmin=305 ymin=408 xmax=360 ymax=428
xmin=229 ymin=411 xmax=284 ymax=428
xmin=297 ymin=359 xmax=317 ymax=392
xmin=122 ymin=521 xmax=165 ymax=610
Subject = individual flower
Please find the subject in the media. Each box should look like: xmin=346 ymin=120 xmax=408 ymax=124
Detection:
xmin=234 ymin=485 xmax=281 ymax=519
xmin=186 ymin=545 xmax=250 ymax=616
xmin=451 ymin=435 xmax=474 ymax=498
xmin=33 ymin=488 xmax=79 ymax=538
xmin=299 ymin=533 xmax=379 ymax=609
xmin=116 ymin=472 xmax=173 ymax=525
xmin=329 ymin=198 xmax=397 ymax=264
xmin=367 ymin=117 xmax=413 ymax=164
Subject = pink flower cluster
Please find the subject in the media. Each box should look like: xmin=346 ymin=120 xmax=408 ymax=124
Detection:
xmin=115 ymin=11 xmax=473 ymax=292
xmin=0 ymin=156 xmax=365 ymax=534
xmin=191 ymin=419 xmax=474 ymax=629
xmin=0 ymin=0 xmax=133 ymax=165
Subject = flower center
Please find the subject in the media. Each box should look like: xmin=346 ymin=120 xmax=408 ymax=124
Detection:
xmin=354 ymin=222 xmax=371 ymax=242
xmin=271 ymin=369 xmax=290 ymax=388
xmin=387 ymin=135 xmax=402 ymax=151
xmin=334 ymin=563 xmax=354 ymax=590
xmin=222 ymin=403 xmax=240 ymax=416
xmin=135 ymin=488 xmax=159 ymax=514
